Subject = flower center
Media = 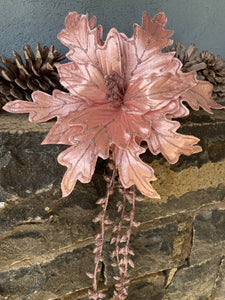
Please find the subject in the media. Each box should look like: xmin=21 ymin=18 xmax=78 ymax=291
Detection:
xmin=104 ymin=72 xmax=125 ymax=107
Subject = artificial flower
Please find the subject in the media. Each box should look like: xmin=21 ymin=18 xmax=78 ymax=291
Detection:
xmin=3 ymin=11 xmax=222 ymax=199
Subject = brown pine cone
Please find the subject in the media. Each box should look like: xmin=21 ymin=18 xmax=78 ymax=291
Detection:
xmin=166 ymin=41 xmax=225 ymax=104
xmin=0 ymin=44 xmax=66 ymax=109
xmin=197 ymin=51 xmax=225 ymax=103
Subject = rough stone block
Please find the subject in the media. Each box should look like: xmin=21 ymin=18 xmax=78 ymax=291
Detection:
xmin=166 ymin=257 xmax=221 ymax=299
xmin=53 ymin=273 xmax=166 ymax=300
xmin=0 ymin=245 xmax=94 ymax=300
xmin=211 ymin=256 xmax=225 ymax=300
xmin=190 ymin=208 xmax=225 ymax=265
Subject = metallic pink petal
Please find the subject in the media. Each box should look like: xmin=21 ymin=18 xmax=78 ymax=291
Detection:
xmin=42 ymin=115 xmax=83 ymax=145
xmin=131 ymin=52 xmax=175 ymax=78
xmin=49 ymin=105 xmax=130 ymax=148
xmin=163 ymin=100 xmax=190 ymax=119
xmin=56 ymin=62 xmax=107 ymax=105
xmin=118 ymin=33 xmax=137 ymax=81
xmin=152 ymin=12 xmax=168 ymax=26
xmin=123 ymin=71 xmax=196 ymax=113
xmin=58 ymin=143 xmax=97 ymax=197
xmin=133 ymin=12 xmax=173 ymax=61
xmin=162 ymin=57 xmax=183 ymax=75
xmin=124 ymin=111 xmax=150 ymax=138
xmin=57 ymin=12 xmax=103 ymax=64
xmin=143 ymin=99 xmax=189 ymax=121
xmin=105 ymin=108 xmax=149 ymax=148
xmin=119 ymin=12 xmax=174 ymax=80
xmin=58 ymin=128 xmax=110 ymax=197
xmin=181 ymin=80 xmax=224 ymax=114
xmin=77 ymin=106 xmax=150 ymax=147
xmin=96 ymin=29 xmax=123 ymax=77
xmin=114 ymin=139 xmax=160 ymax=199
xmin=145 ymin=116 xmax=202 ymax=163
xmin=3 ymin=90 xmax=85 ymax=123
xmin=50 ymin=105 xmax=150 ymax=149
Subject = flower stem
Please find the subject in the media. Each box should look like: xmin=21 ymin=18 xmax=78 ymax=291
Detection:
xmin=88 ymin=165 xmax=117 ymax=300
xmin=112 ymin=185 xmax=137 ymax=300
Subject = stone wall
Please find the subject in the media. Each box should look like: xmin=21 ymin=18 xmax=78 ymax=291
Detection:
xmin=0 ymin=109 xmax=225 ymax=300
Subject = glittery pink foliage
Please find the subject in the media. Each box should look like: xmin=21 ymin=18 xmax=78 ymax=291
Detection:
xmin=3 ymin=12 xmax=222 ymax=198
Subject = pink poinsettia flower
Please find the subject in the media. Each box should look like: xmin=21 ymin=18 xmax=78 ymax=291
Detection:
xmin=3 ymin=12 xmax=222 ymax=198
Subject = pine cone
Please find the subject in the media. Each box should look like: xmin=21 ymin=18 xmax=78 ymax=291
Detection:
xmin=166 ymin=41 xmax=225 ymax=104
xmin=0 ymin=44 xmax=66 ymax=109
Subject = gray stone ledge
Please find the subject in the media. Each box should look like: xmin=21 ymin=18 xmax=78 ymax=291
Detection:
xmin=0 ymin=109 xmax=225 ymax=299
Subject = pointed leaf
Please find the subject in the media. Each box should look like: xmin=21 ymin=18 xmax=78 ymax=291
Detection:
xmin=132 ymin=221 xmax=140 ymax=228
xmin=111 ymin=262 xmax=117 ymax=267
xmin=113 ymin=276 xmax=121 ymax=281
xmin=111 ymin=250 xmax=117 ymax=258
xmin=128 ymin=249 xmax=135 ymax=256
xmin=104 ymin=219 xmax=113 ymax=225
xmin=119 ymin=247 xmax=127 ymax=255
xmin=98 ymin=292 xmax=106 ymax=299
xmin=92 ymin=216 xmax=101 ymax=223
xmin=93 ymin=247 xmax=100 ymax=254
xmin=124 ymin=216 xmax=130 ymax=222
xmin=110 ymin=237 xmax=116 ymax=244
xmin=128 ymin=259 xmax=135 ymax=268
xmin=120 ymin=235 xmax=127 ymax=243
xmin=95 ymin=233 xmax=102 ymax=240
xmin=96 ymin=198 xmax=106 ymax=205
xmin=112 ymin=226 xmax=119 ymax=233
xmin=86 ymin=272 xmax=94 ymax=279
